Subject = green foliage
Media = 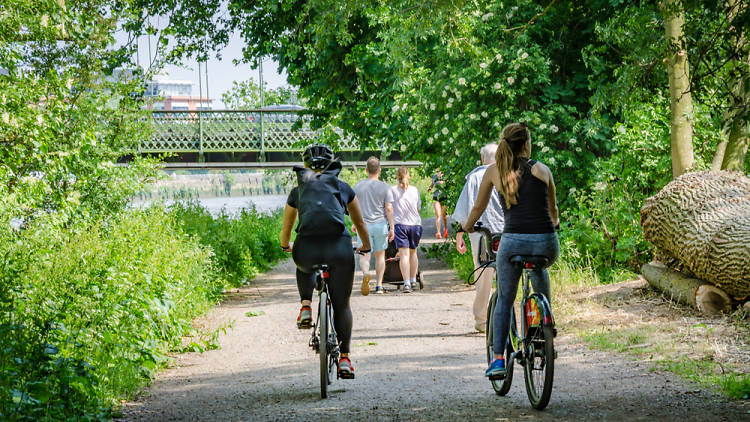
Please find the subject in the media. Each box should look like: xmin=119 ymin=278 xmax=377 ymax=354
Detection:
xmin=421 ymin=240 xmax=475 ymax=284
xmin=659 ymin=358 xmax=750 ymax=400
xmin=0 ymin=206 xmax=220 ymax=420
xmin=221 ymin=78 xmax=302 ymax=109
xmin=169 ymin=201 xmax=288 ymax=286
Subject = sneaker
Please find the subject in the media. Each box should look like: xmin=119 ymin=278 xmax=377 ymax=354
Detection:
xmin=475 ymin=321 xmax=486 ymax=333
xmin=338 ymin=357 xmax=355 ymax=379
xmin=374 ymin=286 xmax=385 ymax=294
xmin=296 ymin=305 xmax=312 ymax=329
xmin=443 ymin=229 xmax=449 ymax=238
xmin=361 ymin=274 xmax=371 ymax=296
xmin=402 ymin=282 xmax=412 ymax=293
xmin=435 ymin=231 xmax=442 ymax=239
xmin=485 ymin=358 xmax=505 ymax=378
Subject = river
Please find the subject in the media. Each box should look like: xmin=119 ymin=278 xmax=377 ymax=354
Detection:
xmin=132 ymin=194 xmax=288 ymax=217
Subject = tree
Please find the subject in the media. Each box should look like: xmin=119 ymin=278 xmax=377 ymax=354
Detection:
xmin=662 ymin=0 xmax=695 ymax=178
xmin=221 ymin=78 xmax=302 ymax=109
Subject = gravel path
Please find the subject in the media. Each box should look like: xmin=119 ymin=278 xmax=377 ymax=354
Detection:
xmin=121 ymin=219 xmax=749 ymax=421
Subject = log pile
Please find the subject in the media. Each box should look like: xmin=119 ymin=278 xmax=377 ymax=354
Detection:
xmin=640 ymin=171 xmax=750 ymax=314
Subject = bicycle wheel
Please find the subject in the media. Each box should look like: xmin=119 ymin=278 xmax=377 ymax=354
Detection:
xmin=486 ymin=292 xmax=514 ymax=395
xmin=523 ymin=325 xmax=555 ymax=409
xmin=319 ymin=291 xmax=329 ymax=399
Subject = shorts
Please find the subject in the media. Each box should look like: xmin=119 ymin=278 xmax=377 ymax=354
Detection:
xmin=432 ymin=191 xmax=447 ymax=203
xmin=394 ymin=224 xmax=422 ymax=250
xmin=357 ymin=220 xmax=389 ymax=252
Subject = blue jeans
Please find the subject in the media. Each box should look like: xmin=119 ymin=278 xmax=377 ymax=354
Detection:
xmin=493 ymin=232 xmax=559 ymax=354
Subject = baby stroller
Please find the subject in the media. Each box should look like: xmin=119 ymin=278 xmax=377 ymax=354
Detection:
xmin=383 ymin=240 xmax=424 ymax=290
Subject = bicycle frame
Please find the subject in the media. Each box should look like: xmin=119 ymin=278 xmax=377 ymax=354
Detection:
xmin=308 ymin=266 xmax=341 ymax=399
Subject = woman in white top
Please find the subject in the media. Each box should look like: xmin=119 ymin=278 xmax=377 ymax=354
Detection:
xmin=391 ymin=166 xmax=422 ymax=292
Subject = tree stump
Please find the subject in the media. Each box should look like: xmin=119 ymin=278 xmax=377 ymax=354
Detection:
xmin=642 ymin=262 xmax=732 ymax=315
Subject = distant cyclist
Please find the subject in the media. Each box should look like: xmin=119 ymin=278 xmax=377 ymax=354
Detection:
xmin=280 ymin=144 xmax=372 ymax=378
xmin=461 ymin=122 xmax=559 ymax=378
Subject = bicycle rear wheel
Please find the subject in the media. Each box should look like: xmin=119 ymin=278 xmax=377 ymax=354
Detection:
xmin=319 ymin=292 xmax=329 ymax=399
xmin=523 ymin=325 xmax=555 ymax=409
xmin=486 ymin=292 xmax=514 ymax=395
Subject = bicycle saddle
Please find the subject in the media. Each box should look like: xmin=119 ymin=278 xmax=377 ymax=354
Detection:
xmin=509 ymin=255 xmax=549 ymax=268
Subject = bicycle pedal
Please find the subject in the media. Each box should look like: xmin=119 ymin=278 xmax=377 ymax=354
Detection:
xmin=488 ymin=373 xmax=505 ymax=381
xmin=297 ymin=321 xmax=312 ymax=329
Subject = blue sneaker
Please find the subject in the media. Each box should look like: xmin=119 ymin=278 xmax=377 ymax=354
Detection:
xmin=485 ymin=358 xmax=505 ymax=378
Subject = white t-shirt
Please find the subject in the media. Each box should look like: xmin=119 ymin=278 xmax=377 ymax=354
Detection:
xmin=391 ymin=184 xmax=421 ymax=226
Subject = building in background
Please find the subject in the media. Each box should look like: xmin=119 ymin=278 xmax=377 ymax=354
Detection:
xmin=145 ymin=75 xmax=212 ymax=111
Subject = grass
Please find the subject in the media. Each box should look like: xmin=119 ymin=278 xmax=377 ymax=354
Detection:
xmin=658 ymin=358 xmax=750 ymax=400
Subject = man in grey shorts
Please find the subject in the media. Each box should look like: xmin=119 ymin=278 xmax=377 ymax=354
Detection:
xmin=353 ymin=157 xmax=395 ymax=295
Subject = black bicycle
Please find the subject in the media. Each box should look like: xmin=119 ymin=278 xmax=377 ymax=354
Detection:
xmin=307 ymin=264 xmax=345 ymax=399
xmin=472 ymin=223 xmax=557 ymax=410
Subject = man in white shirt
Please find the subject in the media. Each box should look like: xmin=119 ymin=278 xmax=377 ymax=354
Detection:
xmin=353 ymin=157 xmax=395 ymax=295
xmin=451 ymin=143 xmax=505 ymax=332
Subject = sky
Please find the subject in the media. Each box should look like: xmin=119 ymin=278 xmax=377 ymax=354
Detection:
xmin=129 ymin=29 xmax=289 ymax=108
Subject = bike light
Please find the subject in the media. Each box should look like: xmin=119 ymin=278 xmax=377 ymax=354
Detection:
xmin=525 ymin=262 xmax=534 ymax=269
xmin=322 ymin=272 xmax=330 ymax=278
xmin=492 ymin=239 xmax=500 ymax=253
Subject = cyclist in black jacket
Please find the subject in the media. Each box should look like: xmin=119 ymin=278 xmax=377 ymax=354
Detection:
xmin=280 ymin=144 xmax=371 ymax=378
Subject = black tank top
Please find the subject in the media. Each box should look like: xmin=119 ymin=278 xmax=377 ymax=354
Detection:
xmin=499 ymin=159 xmax=555 ymax=234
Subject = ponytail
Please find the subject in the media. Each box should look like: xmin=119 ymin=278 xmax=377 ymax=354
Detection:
xmin=397 ymin=166 xmax=410 ymax=189
xmin=495 ymin=123 xmax=531 ymax=208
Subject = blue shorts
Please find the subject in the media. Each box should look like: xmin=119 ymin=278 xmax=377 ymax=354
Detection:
xmin=394 ymin=224 xmax=422 ymax=250
xmin=357 ymin=221 xmax=390 ymax=252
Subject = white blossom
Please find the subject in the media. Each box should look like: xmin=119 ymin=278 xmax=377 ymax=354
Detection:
xmin=481 ymin=111 xmax=488 ymax=118
xmin=495 ymin=53 xmax=503 ymax=62
xmin=522 ymin=77 xmax=528 ymax=84
xmin=470 ymin=114 xmax=477 ymax=120
xmin=548 ymin=157 xmax=556 ymax=164
xmin=455 ymin=92 xmax=462 ymax=100
xmin=566 ymin=160 xmax=573 ymax=167
xmin=40 ymin=15 xmax=49 ymax=28
xmin=1 ymin=112 xmax=9 ymax=125
xmin=479 ymin=62 xmax=488 ymax=69
xmin=569 ymin=138 xmax=576 ymax=145
xmin=36 ymin=115 xmax=44 ymax=125
xmin=494 ymin=121 xmax=500 ymax=127
xmin=481 ymin=12 xmax=494 ymax=21
xmin=442 ymin=127 xmax=449 ymax=135
xmin=569 ymin=187 xmax=577 ymax=194
xmin=447 ymin=97 xmax=454 ymax=103
xmin=458 ymin=77 xmax=467 ymax=86
xmin=400 ymin=144 xmax=407 ymax=151
xmin=617 ymin=126 xmax=627 ymax=134
xmin=449 ymin=137 xmax=454 ymax=143
xmin=446 ymin=102 xmax=452 ymax=108
xmin=444 ymin=114 xmax=449 ymax=120
xmin=504 ymin=111 xmax=510 ymax=118
xmin=521 ymin=52 xmax=529 ymax=60
xmin=550 ymin=125 xmax=559 ymax=133
xmin=430 ymin=103 xmax=436 ymax=110
xmin=392 ymin=104 xmax=400 ymax=112
xmin=471 ymin=140 xmax=477 ymax=146
xmin=576 ymin=147 xmax=582 ymax=153
xmin=442 ymin=91 xmax=447 ymax=97
xmin=408 ymin=116 xmax=413 ymax=122
xmin=542 ymin=146 xmax=550 ymax=153
xmin=9 ymin=218 xmax=24 ymax=231
xmin=428 ymin=138 xmax=434 ymax=144
xmin=493 ymin=82 xmax=502 ymax=90
xmin=539 ymin=123 xmax=547 ymax=130
xmin=507 ymin=76 xmax=515 ymax=85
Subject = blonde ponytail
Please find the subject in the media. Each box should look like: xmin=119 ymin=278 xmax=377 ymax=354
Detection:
xmin=496 ymin=123 xmax=531 ymax=208
xmin=397 ymin=166 xmax=410 ymax=189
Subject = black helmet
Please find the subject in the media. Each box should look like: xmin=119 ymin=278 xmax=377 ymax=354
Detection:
xmin=302 ymin=143 xmax=335 ymax=170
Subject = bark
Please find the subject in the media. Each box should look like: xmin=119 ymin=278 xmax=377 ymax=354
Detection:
xmin=640 ymin=171 xmax=750 ymax=297
xmin=642 ymin=262 xmax=732 ymax=315
xmin=719 ymin=0 xmax=750 ymax=171
xmin=661 ymin=0 xmax=695 ymax=178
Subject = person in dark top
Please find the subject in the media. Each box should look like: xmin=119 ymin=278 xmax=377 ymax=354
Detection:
xmin=461 ymin=122 xmax=560 ymax=379
xmin=280 ymin=144 xmax=371 ymax=379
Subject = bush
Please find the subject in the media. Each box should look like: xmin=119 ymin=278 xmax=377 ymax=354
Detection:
xmin=169 ymin=201 xmax=287 ymax=286
xmin=0 ymin=208 xmax=220 ymax=421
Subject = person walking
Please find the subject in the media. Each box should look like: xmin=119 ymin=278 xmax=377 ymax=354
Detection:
xmin=428 ymin=170 xmax=448 ymax=239
xmin=452 ymin=143 xmax=504 ymax=332
xmin=461 ymin=122 xmax=559 ymax=378
xmin=352 ymin=157 xmax=396 ymax=295
xmin=391 ymin=166 xmax=422 ymax=293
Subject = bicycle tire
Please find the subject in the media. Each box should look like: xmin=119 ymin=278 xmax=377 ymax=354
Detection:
xmin=498 ymin=309 xmax=516 ymax=396
xmin=523 ymin=325 xmax=554 ymax=409
xmin=486 ymin=292 xmax=514 ymax=395
xmin=319 ymin=291 xmax=329 ymax=399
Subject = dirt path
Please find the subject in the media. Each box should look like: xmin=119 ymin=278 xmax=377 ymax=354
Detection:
xmin=121 ymin=219 xmax=749 ymax=421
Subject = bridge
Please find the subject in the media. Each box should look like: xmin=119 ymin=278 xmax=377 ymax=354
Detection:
xmin=139 ymin=109 xmax=420 ymax=169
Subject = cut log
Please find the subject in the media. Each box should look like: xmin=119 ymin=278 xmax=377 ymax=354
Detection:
xmin=743 ymin=301 xmax=750 ymax=314
xmin=642 ymin=262 xmax=732 ymax=315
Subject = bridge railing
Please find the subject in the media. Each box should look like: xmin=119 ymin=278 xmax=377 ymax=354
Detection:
xmin=140 ymin=109 xmax=360 ymax=154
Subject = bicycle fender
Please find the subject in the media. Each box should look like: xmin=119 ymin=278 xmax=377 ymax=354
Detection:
xmin=529 ymin=292 xmax=555 ymax=327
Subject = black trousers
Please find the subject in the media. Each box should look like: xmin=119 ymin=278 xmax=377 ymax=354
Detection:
xmin=292 ymin=235 xmax=355 ymax=353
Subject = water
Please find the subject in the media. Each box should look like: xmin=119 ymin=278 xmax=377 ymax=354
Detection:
xmin=132 ymin=194 xmax=287 ymax=217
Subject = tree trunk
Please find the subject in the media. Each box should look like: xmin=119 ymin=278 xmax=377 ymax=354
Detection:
xmin=642 ymin=262 xmax=732 ymax=315
xmin=719 ymin=0 xmax=750 ymax=171
xmin=661 ymin=0 xmax=694 ymax=178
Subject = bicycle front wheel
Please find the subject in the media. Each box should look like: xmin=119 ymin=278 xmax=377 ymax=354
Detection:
xmin=319 ymin=292 xmax=329 ymax=399
xmin=523 ymin=325 xmax=555 ymax=409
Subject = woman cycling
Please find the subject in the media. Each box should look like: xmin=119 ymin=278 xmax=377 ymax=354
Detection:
xmin=461 ymin=122 xmax=559 ymax=378
xmin=280 ymin=144 xmax=371 ymax=378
